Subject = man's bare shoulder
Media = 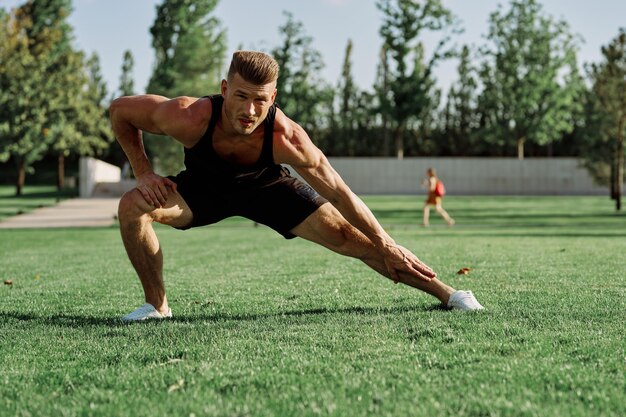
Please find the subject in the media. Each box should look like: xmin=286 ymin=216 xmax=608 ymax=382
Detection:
xmin=272 ymin=108 xmax=321 ymax=167
xmin=168 ymin=95 xmax=210 ymax=118
xmin=159 ymin=95 xmax=213 ymax=146
xmin=273 ymin=108 xmax=309 ymax=146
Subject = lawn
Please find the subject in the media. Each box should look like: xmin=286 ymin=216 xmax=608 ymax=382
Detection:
xmin=0 ymin=185 xmax=77 ymax=221
xmin=0 ymin=195 xmax=624 ymax=417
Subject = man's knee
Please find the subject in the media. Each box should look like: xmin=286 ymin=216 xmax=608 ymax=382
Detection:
xmin=118 ymin=189 xmax=154 ymax=221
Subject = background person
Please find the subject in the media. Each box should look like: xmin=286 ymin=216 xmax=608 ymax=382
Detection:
xmin=422 ymin=167 xmax=455 ymax=227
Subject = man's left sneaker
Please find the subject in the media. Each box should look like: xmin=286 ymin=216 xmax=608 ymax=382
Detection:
xmin=121 ymin=303 xmax=172 ymax=322
xmin=447 ymin=290 xmax=484 ymax=311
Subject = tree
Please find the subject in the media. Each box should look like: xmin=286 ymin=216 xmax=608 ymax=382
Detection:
xmin=334 ymin=39 xmax=360 ymax=155
xmin=119 ymin=50 xmax=135 ymax=97
xmin=580 ymin=29 xmax=626 ymax=210
xmin=442 ymin=45 xmax=480 ymax=155
xmin=146 ymin=0 xmax=226 ymax=175
xmin=377 ymin=0 xmax=458 ymax=159
xmin=0 ymin=1 xmax=67 ymax=195
xmin=403 ymin=43 xmax=442 ymax=156
xmin=271 ymin=11 xmax=330 ymax=143
xmin=107 ymin=49 xmax=136 ymax=174
xmin=48 ymin=52 xmax=112 ymax=189
xmin=373 ymin=45 xmax=392 ymax=156
xmin=0 ymin=0 xmax=110 ymax=194
xmin=477 ymin=0 xmax=583 ymax=159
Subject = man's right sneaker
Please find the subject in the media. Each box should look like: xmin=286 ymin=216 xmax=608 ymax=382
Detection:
xmin=121 ymin=303 xmax=172 ymax=322
xmin=447 ymin=290 xmax=484 ymax=311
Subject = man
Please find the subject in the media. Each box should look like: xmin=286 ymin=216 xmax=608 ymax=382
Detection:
xmin=109 ymin=51 xmax=483 ymax=321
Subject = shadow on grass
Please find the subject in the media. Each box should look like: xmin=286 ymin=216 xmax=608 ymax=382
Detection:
xmin=0 ymin=188 xmax=78 ymax=200
xmin=412 ymin=229 xmax=626 ymax=238
xmin=0 ymin=303 xmax=447 ymax=327
xmin=372 ymin=207 xmax=620 ymax=220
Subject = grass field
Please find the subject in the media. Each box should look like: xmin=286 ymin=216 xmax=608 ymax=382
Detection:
xmin=1 ymin=193 xmax=625 ymax=417
xmin=0 ymin=185 xmax=77 ymax=221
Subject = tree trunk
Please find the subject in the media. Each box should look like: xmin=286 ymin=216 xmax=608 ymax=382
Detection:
xmin=380 ymin=46 xmax=390 ymax=157
xmin=610 ymin=158 xmax=616 ymax=200
xmin=382 ymin=115 xmax=390 ymax=157
xmin=517 ymin=137 xmax=525 ymax=160
xmin=394 ymin=126 xmax=404 ymax=160
xmin=616 ymin=137 xmax=624 ymax=211
xmin=57 ymin=154 xmax=65 ymax=190
xmin=15 ymin=157 xmax=25 ymax=196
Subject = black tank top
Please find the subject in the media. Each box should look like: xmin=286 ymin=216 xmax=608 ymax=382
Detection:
xmin=182 ymin=94 xmax=283 ymax=190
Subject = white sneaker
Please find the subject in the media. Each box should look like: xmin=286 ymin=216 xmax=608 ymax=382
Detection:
xmin=447 ymin=290 xmax=484 ymax=311
xmin=121 ymin=303 xmax=172 ymax=322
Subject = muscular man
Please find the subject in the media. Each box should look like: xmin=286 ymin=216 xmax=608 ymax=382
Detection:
xmin=109 ymin=51 xmax=483 ymax=321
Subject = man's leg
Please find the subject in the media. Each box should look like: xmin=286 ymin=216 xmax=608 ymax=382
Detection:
xmin=291 ymin=203 xmax=455 ymax=305
xmin=117 ymin=188 xmax=193 ymax=315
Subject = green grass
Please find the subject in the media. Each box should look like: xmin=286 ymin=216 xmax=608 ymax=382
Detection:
xmin=0 ymin=185 xmax=77 ymax=221
xmin=0 ymin=196 xmax=624 ymax=417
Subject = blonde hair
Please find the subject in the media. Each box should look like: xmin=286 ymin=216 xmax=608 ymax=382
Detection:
xmin=227 ymin=50 xmax=279 ymax=85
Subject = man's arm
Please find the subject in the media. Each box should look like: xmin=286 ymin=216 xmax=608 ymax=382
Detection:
xmin=108 ymin=95 xmax=206 ymax=206
xmin=274 ymin=111 xmax=435 ymax=282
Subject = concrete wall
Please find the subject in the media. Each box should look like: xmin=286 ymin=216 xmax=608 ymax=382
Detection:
xmin=319 ymin=157 xmax=608 ymax=195
xmin=79 ymin=157 xmax=121 ymax=197
xmin=79 ymin=156 xmax=610 ymax=197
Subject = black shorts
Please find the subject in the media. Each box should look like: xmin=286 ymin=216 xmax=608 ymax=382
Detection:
xmin=168 ymin=168 xmax=328 ymax=239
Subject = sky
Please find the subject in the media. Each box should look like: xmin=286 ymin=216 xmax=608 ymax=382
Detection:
xmin=2 ymin=0 xmax=625 ymax=97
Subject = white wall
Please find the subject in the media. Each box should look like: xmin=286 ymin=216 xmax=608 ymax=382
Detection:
xmin=79 ymin=156 xmax=609 ymax=197
xmin=79 ymin=157 xmax=121 ymax=197
xmin=319 ymin=157 xmax=608 ymax=195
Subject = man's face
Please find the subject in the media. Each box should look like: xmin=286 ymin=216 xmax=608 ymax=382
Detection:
xmin=221 ymin=73 xmax=277 ymax=135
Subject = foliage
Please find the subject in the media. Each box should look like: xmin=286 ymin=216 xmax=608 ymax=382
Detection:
xmin=145 ymin=0 xmax=227 ymax=175
xmin=48 ymin=53 xmax=112 ymax=165
xmin=118 ymin=50 xmax=135 ymax=97
xmin=476 ymin=0 xmax=584 ymax=159
xmin=320 ymin=39 xmax=380 ymax=156
xmin=104 ymin=49 xmax=136 ymax=171
xmin=271 ymin=11 xmax=331 ymax=145
xmin=377 ymin=0 xmax=458 ymax=158
xmin=0 ymin=0 xmax=111 ymax=194
xmin=579 ymin=29 xmax=626 ymax=210
xmin=440 ymin=45 xmax=481 ymax=155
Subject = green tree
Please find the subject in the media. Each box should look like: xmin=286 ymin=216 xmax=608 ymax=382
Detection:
xmin=48 ymin=53 xmax=113 ymax=188
xmin=373 ymin=45 xmax=393 ymax=156
xmin=119 ymin=50 xmax=135 ymax=96
xmin=48 ymin=51 xmax=112 ymax=189
xmin=335 ymin=39 xmax=359 ymax=155
xmin=477 ymin=0 xmax=583 ymax=159
xmin=377 ymin=0 xmax=458 ymax=159
xmin=0 ymin=1 xmax=67 ymax=194
xmin=271 ymin=11 xmax=330 ymax=143
xmin=404 ymin=43 xmax=442 ymax=156
xmin=107 ymin=49 xmax=136 ymax=174
xmin=146 ymin=0 xmax=226 ymax=175
xmin=581 ymin=29 xmax=626 ymax=210
xmin=0 ymin=0 xmax=109 ymax=194
xmin=442 ymin=45 xmax=480 ymax=156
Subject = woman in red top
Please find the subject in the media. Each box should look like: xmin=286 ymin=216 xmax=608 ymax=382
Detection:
xmin=422 ymin=168 xmax=455 ymax=227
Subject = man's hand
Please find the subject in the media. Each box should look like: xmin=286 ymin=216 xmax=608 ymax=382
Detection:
xmin=135 ymin=172 xmax=177 ymax=208
xmin=384 ymin=244 xmax=437 ymax=283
